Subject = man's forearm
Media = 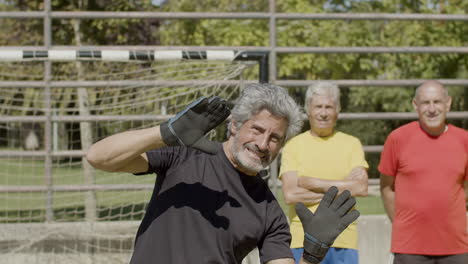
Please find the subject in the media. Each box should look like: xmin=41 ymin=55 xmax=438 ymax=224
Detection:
xmin=298 ymin=176 xmax=368 ymax=197
xmin=379 ymin=174 xmax=396 ymax=222
xmin=381 ymin=189 xmax=395 ymax=222
xmin=282 ymin=185 xmax=324 ymax=206
xmin=86 ymin=126 xmax=165 ymax=172
xmin=464 ymin=180 xmax=468 ymax=205
xmin=466 ymin=212 xmax=468 ymax=234
xmin=281 ymin=172 xmax=324 ymax=206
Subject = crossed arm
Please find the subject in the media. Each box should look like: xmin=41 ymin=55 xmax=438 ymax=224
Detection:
xmin=281 ymin=167 xmax=368 ymax=206
xmin=298 ymin=167 xmax=368 ymax=197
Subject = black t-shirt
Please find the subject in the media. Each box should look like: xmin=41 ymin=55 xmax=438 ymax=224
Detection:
xmin=129 ymin=144 xmax=293 ymax=264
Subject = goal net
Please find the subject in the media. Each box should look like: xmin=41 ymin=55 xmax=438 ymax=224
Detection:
xmin=0 ymin=50 xmax=259 ymax=263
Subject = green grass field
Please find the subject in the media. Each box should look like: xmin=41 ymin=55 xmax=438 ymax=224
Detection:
xmin=0 ymin=158 xmax=385 ymax=222
xmin=0 ymin=158 xmax=153 ymax=222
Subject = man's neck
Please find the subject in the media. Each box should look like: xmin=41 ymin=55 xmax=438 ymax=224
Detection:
xmin=309 ymin=129 xmax=335 ymax=138
xmin=420 ymin=123 xmax=448 ymax=137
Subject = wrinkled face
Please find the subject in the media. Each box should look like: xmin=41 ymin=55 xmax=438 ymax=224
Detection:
xmin=307 ymin=95 xmax=338 ymax=137
xmin=413 ymin=86 xmax=451 ymax=136
xmin=230 ymin=109 xmax=287 ymax=175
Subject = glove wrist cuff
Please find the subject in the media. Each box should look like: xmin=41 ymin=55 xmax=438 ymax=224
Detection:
xmin=302 ymin=250 xmax=322 ymax=264
xmin=303 ymin=233 xmax=330 ymax=261
xmin=160 ymin=121 xmax=182 ymax=146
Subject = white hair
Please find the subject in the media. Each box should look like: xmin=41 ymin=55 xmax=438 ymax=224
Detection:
xmin=304 ymin=82 xmax=341 ymax=113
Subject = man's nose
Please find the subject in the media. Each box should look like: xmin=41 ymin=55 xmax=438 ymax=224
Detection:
xmin=319 ymin=108 xmax=328 ymax=118
xmin=257 ymin=134 xmax=269 ymax=151
xmin=428 ymin=102 xmax=437 ymax=112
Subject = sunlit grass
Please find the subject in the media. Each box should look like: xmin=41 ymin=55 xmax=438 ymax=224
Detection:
xmin=0 ymin=158 xmax=385 ymax=223
xmin=0 ymin=158 xmax=153 ymax=215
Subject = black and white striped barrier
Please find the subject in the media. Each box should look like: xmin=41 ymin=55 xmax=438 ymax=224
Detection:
xmin=0 ymin=49 xmax=270 ymax=82
xmin=0 ymin=50 xmax=241 ymax=61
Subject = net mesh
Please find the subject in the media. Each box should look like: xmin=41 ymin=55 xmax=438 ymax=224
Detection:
xmin=0 ymin=58 xmax=252 ymax=263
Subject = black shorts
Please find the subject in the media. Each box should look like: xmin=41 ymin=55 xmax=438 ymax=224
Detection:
xmin=393 ymin=253 xmax=468 ymax=264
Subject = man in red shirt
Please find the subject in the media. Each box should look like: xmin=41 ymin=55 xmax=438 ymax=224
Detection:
xmin=379 ymin=80 xmax=468 ymax=264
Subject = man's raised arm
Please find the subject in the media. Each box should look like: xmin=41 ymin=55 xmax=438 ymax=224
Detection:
xmin=86 ymin=96 xmax=230 ymax=174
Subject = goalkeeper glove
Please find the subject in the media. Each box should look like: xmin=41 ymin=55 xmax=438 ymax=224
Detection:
xmin=296 ymin=186 xmax=360 ymax=263
xmin=160 ymin=96 xmax=230 ymax=154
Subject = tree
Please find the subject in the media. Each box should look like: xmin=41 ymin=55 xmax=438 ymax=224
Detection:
xmin=155 ymin=0 xmax=467 ymax=177
xmin=1 ymin=0 xmax=466 ymax=177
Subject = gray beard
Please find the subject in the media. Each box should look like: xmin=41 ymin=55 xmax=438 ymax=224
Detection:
xmin=230 ymin=137 xmax=267 ymax=174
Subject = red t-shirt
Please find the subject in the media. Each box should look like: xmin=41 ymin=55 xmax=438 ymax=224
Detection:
xmin=378 ymin=121 xmax=468 ymax=255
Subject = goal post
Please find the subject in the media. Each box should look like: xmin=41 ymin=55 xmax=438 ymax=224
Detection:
xmin=0 ymin=49 xmax=269 ymax=82
xmin=0 ymin=49 xmax=269 ymax=264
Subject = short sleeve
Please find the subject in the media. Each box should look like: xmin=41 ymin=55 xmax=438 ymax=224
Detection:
xmin=349 ymin=137 xmax=369 ymax=169
xmin=279 ymin=139 xmax=299 ymax=178
xmin=258 ymin=197 xmax=293 ymax=263
xmin=378 ymin=133 xmax=398 ymax=177
xmin=135 ymin=146 xmax=184 ymax=176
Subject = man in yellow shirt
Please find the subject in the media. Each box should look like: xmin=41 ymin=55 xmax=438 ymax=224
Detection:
xmin=280 ymin=82 xmax=369 ymax=264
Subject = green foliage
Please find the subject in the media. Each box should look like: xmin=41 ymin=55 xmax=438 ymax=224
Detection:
xmin=1 ymin=0 xmax=467 ymax=178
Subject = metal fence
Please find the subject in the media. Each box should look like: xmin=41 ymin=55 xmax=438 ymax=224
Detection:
xmin=1 ymin=0 xmax=467 ymax=221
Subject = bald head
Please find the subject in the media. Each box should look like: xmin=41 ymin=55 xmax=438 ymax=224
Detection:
xmin=414 ymin=80 xmax=448 ymax=102
xmin=412 ymin=80 xmax=452 ymax=137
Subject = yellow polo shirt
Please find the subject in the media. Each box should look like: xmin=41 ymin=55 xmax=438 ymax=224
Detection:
xmin=279 ymin=131 xmax=368 ymax=249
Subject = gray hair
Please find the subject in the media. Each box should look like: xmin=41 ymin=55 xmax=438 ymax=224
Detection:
xmin=304 ymin=82 xmax=341 ymax=113
xmin=227 ymin=83 xmax=303 ymax=142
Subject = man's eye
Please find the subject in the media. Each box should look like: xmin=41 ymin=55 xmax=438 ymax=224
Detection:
xmin=252 ymin=127 xmax=261 ymax=133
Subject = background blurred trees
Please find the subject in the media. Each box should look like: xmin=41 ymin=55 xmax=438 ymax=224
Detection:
xmin=1 ymin=0 xmax=466 ymax=177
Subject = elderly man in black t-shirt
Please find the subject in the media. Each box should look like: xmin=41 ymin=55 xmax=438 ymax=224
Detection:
xmin=86 ymin=83 xmax=359 ymax=264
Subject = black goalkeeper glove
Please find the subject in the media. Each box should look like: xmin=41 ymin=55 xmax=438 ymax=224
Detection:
xmin=160 ymin=96 xmax=230 ymax=154
xmin=295 ymin=186 xmax=360 ymax=264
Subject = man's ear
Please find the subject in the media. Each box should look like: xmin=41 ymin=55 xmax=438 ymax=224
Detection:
xmin=229 ymin=120 xmax=238 ymax=136
xmin=446 ymin=96 xmax=452 ymax=112
xmin=412 ymin=99 xmax=418 ymax=111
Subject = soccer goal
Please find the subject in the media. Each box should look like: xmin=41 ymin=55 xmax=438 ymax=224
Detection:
xmin=0 ymin=49 xmax=268 ymax=264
